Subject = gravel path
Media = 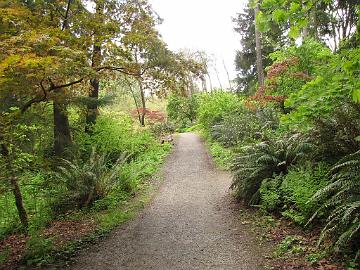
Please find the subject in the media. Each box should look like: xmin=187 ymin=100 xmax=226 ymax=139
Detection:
xmin=69 ymin=133 xmax=266 ymax=270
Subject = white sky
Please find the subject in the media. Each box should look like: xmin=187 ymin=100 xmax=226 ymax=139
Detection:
xmin=149 ymin=0 xmax=246 ymax=90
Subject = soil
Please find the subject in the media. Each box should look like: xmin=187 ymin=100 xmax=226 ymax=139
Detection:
xmin=68 ymin=133 xmax=270 ymax=270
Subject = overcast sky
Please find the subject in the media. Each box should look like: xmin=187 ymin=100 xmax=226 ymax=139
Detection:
xmin=149 ymin=0 xmax=246 ymax=90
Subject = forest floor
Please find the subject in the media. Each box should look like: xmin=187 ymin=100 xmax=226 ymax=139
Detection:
xmin=67 ymin=133 xmax=270 ymax=270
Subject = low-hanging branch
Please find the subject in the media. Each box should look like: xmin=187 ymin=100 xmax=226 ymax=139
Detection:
xmin=21 ymin=78 xmax=84 ymax=113
xmin=20 ymin=63 xmax=156 ymax=114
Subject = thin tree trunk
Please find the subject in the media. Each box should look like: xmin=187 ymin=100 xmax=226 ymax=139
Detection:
xmin=207 ymin=73 xmax=213 ymax=93
xmin=222 ymin=59 xmax=233 ymax=90
xmin=138 ymin=79 xmax=146 ymax=127
xmin=302 ymin=1 xmax=309 ymax=39
xmin=200 ymin=75 xmax=207 ymax=92
xmin=86 ymin=76 xmax=100 ymax=131
xmin=127 ymin=79 xmax=142 ymax=125
xmin=0 ymin=142 xmax=28 ymax=230
xmin=213 ymin=65 xmax=223 ymax=90
xmin=254 ymin=1 xmax=265 ymax=86
xmin=189 ymin=75 xmax=195 ymax=96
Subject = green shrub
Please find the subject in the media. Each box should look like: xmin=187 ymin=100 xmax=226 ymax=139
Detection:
xmin=259 ymin=175 xmax=283 ymax=212
xmin=0 ymin=171 xmax=52 ymax=239
xmin=309 ymin=102 xmax=360 ymax=162
xmin=51 ymin=149 xmax=127 ymax=213
xmin=231 ymin=133 xmax=312 ymax=205
xmin=280 ymin=163 xmax=330 ymax=225
xmin=75 ymin=113 xmax=155 ymax=161
xmin=310 ymin=150 xmax=360 ymax=258
xmin=167 ymin=94 xmax=198 ymax=128
xmin=149 ymin=122 xmax=175 ymax=138
xmin=274 ymin=236 xmax=304 ymax=256
xmin=197 ymin=92 xmax=240 ymax=130
xmin=23 ymin=234 xmax=54 ymax=266
xmin=211 ymin=105 xmax=279 ymax=147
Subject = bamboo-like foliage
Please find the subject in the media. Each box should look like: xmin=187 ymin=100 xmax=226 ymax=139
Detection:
xmin=309 ymin=150 xmax=360 ymax=258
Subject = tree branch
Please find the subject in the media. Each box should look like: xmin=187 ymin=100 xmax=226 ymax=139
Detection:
xmin=21 ymin=78 xmax=84 ymax=113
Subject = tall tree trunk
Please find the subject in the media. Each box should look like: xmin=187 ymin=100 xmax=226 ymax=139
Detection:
xmin=53 ymin=0 xmax=73 ymax=156
xmin=254 ymin=1 xmax=265 ymax=86
xmin=0 ymin=142 xmax=28 ymax=230
xmin=86 ymin=1 xmax=103 ymax=131
xmin=54 ymin=97 xmax=73 ymax=156
xmin=301 ymin=1 xmax=309 ymax=39
xmin=85 ymin=75 xmax=100 ymax=132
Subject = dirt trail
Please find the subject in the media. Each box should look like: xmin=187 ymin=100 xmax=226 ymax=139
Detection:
xmin=69 ymin=133 xmax=267 ymax=270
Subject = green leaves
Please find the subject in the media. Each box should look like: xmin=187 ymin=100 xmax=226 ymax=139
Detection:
xmin=259 ymin=0 xmax=313 ymax=39
xmin=352 ymin=89 xmax=360 ymax=103
xmin=272 ymin=9 xmax=287 ymax=24
xmin=256 ymin=11 xmax=271 ymax=32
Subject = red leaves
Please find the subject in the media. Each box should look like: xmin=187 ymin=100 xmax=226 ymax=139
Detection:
xmin=267 ymin=57 xmax=300 ymax=79
xmin=130 ymin=108 xmax=166 ymax=123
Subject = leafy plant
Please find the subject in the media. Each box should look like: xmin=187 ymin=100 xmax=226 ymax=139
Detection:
xmin=208 ymin=141 xmax=234 ymax=170
xmin=197 ymin=92 xmax=240 ymax=130
xmin=76 ymin=114 xmax=155 ymax=162
xmin=231 ymin=133 xmax=312 ymax=205
xmin=274 ymin=236 xmax=304 ymax=257
xmin=309 ymin=150 xmax=360 ymax=258
xmin=211 ymin=105 xmax=279 ymax=147
xmin=23 ymin=235 xmax=54 ymax=266
xmin=279 ymin=163 xmax=330 ymax=225
xmin=167 ymin=94 xmax=198 ymax=128
xmin=51 ymin=149 xmax=127 ymax=213
xmin=309 ymin=102 xmax=360 ymax=162
xmin=259 ymin=175 xmax=283 ymax=212
xmin=149 ymin=122 xmax=175 ymax=138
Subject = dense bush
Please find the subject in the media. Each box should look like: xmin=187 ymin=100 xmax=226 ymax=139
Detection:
xmin=167 ymin=94 xmax=198 ymax=129
xmin=149 ymin=122 xmax=176 ymax=138
xmin=75 ymin=113 xmax=155 ymax=161
xmin=51 ymin=149 xmax=127 ymax=213
xmin=310 ymin=151 xmax=360 ymax=257
xmin=260 ymin=163 xmax=330 ymax=225
xmin=211 ymin=105 xmax=279 ymax=147
xmin=280 ymin=163 xmax=330 ymax=225
xmin=197 ymin=92 xmax=240 ymax=130
xmin=0 ymin=108 xmax=171 ymax=240
xmin=309 ymin=103 xmax=360 ymax=162
xmin=231 ymin=133 xmax=312 ymax=205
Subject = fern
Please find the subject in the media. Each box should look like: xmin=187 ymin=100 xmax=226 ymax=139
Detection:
xmin=231 ymin=133 xmax=312 ymax=205
xmin=309 ymin=150 xmax=360 ymax=257
xmin=52 ymin=148 xmax=127 ymax=212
